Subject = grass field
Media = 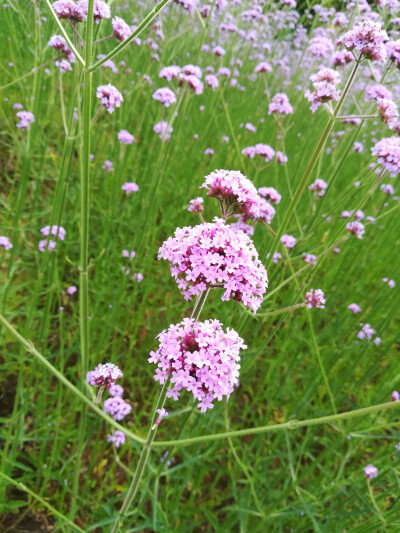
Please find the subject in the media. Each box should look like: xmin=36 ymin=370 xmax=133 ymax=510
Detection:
xmin=1 ymin=0 xmax=400 ymax=531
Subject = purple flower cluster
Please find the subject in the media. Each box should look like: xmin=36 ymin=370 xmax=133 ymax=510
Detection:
xmin=16 ymin=111 xmax=34 ymax=130
xmin=152 ymin=87 xmax=176 ymax=107
xmin=77 ymin=0 xmax=111 ymax=24
xmin=104 ymin=397 xmax=132 ymax=420
xmin=121 ymin=182 xmax=139 ymax=194
xmin=346 ymin=221 xmax=365 ymax=239
xmin=364 ymin=464 xmax=378 ymax=479
xmin=372 ymin=137 xmax=400 ymax=176
xmin=48 ymin=34 xmax=75 ymax=63
xmin=357 ymin=323 xmax=376 ymax=340
xmin=281 ymin=234 xmax=296 ymax=249
xmin=348 ymin=303 xmax=361 ymax=314
xmin=305 ymin=68 xmax=341 ymax=112
xmin=52 ymin=0 xmax=86 ymax=22
xmin=153 ymin=121 xmax=173 ymax=142
xmin=0 ymin=236 xmax=13 ymax=250
xmin=268 ymin=93 xmax=293 ymax=115
xmin=309 ymin=178 xmax=328 ymax=197
xmin=148 ymin=318 xmax=246 ymax=412
xmin=118 ymin=129 xmax=135 ymax=144
xmin=242 ymin=143 xmax=275 ymax=162
xmin=258 ymin=187 xmax=281 ymax=204
xmin=112 ymin=16 xmax=131 ymax=41
xmin=305 ymin=289 xmax=326 ymax=309
xmin=87 ymin=363 xmax=123 ymax=387
xmin=201 ymin=169 xmax=260 ymax=219
xmin=188 ymin=197 xmax=204 ymax=213
xmin=337 ymin=21 xmax=388 ymax=62
xmin=96 ymin=84 xmax=123 ymax=113
xmin=158 ymin=218 xmax=268 ymax=313
xmin=38 ymin=225 xmax=66 ymax=253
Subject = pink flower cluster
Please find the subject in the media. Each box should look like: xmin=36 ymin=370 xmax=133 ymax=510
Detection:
xmin=242 ymin=143 xmax=275 ymax=162
xmin=158 ymin=218 xmax=268 ymax=313
xmin=372 ymin=137 xmax=400 ymax=176
xmin=268 ymin=93 xmax=293 ymax=115
xmin=77 ymin=0 xmax=111 ymax=24
xmin=337 ymin=20 xmax=388 ymax=62
xmin=87 ymin=362 xmax=123 ymax=387
xmin=16 ymin=111 xmax=35 ymax=130
xmin=348 ymin=303 xmax=361 ymax=314
xmin=118 ymin=129 xmax=135 ymax=144
xmin=305 ymin=68 xmax=341 ymax=112
xmin=121 ymin=182 xmax=139 ymax=194
xmin=281 ymin=234 xmax=296 ymax=248
xmin=52 ymin=0 xmax=86 ymax=22
xmin=152 ymin=87 xmax=176 ymax=107
xmin=258 ymin=187 xmax=281 ymax=204
xmin=149 ymin=318 xmax=246 ymax=412
xmin=153 ymin=121 xmax=173 ymax=142
xmin=346 ymin=221 xmax=365 ymax=239
xmin=96 ymin=84 xmax=123 ymax=113
xmin=201 ymin=169 xmax=260 ymax=218
xmin=309 ymin=178 xmax=328 ymax=197
xmin=0 ymin=236 xmax=13 ymax=250
xmin=357 ymin=323 xmax=376 ymax=340
xmin=305 ymin=289 xmax=326 ymax=309
xmin=364 ymin=464 xmax=378 ymax=479
xmin=112 ymin=16 xmax=131 ymax=41
xmin=39 ymin=225 xmax=66 ymax=252
xmin=188 ymin=197 xmax=204 ymax=213
xmin=48 ymin=34 xmax=75 ymax=63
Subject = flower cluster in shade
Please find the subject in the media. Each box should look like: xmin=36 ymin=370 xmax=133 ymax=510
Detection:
xmin=148 ymin=318 xmax=246 ymax=412
xmin=87 ymin=363 xmax=130 ymax=447
xmin=346 ymin=221 xmax=365 ymax=239
xmin=39 ymin=225 xmax=66 ymax=252
xmin=158 ymin=218 xmax=268 ymax=313
xmin=152 ymin=87 xmax=176 ymax=107
xmin=48 ymin=34 xmax=75 ymax=63
xmin=337 ymin=20 xmax=388 ymax=62
xmin=153 ymin=121 xmax=173 ymax=142
xmin=305 ymin=68 xmax=341 ymax=112
xmin=364 ymin=464 xmax=378 ymax=479
xmin=118 ymin=129 xmax=135 ymax=144
xmin=96 ymin=84 xmax=123 ymax=114
xmin=52 ymin=0 xmax=111 ymax=23
xmin=305 ymin=289 xmax=326 ymax=309
xmin=309 ymin=178 xmax=328 ymax=197
xmin=348 ymin=303 xmax=361 ymax=314
xmin=16 ymin=111 xmax=35 ymax=130
xmin=372 ymin=137 xmax=400 ymax=177
xmin=0 ymin=236 xmax=13 ymax=250
xmin=268 ymin=93 xmax=293 ymax=115
xmin=357 ymin=323 xmax=376 ymax=341
xmin=281 ymin=234 xmax=296 ymax=248
xmin=201 ymin=169 xmax=260 ymax=219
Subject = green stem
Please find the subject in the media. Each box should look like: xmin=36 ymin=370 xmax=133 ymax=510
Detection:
xmin=264 ymin=60 xmax=360 ymax=272
xmin=89 ymin=0 xmax=171 ymax=72
xmin=367 ymin=479 xmax=386 ymax=524
xmin=256 ymin=302 xmax=306 ymax=318
xmin=0 ymin=58 xmax=54 ymax=90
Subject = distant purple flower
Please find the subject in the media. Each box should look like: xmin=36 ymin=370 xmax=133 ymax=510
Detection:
xmin=304 ymin=254 xmax=317 ymax=266
xmin=353 ymin=142 xmax=364 ymax=153
xmin=153 ymin=121 xmax=173 ymax=142
xmin=205 ymin=74 xmax=219 ymax=90
xmin=77 ymin=0 xmax=111 ymax=24
xmin=102 ymin=160 xmax=114 ymax=172
xmin=55 ymin=59 xmax=72 ymax=73
xmin=104 ymin=397 xmax=131 ymax=421
xmin=219 ymin=67 xmax=231 ymax=77
xmin=16 ymin=111 xmax=35 ymax=130
xmin=112 ymin=16 xmax=131 ymax=41
xmin=372 ymin=137 xmax=400 ymax=176
xmin=13 ymin=103 xmax=23 ymax=110
xmin=121 ymin=182 xmax=139 ymax=194
xmin=364 ymin=464 xmax=378 ymax=479
xmin=107 ymin=430 xmax=126 ymax=448
xmin=388 ymin=279 xmax=396 ymax=288
xmin=391 ymin=391 xmax=400 ymax=401
xmin=346 ymin=221 xmax=365 ymax=239
xmin=158 ymin=218 xmax=268 ymax=312
xmin=380 ymin=184 xmax=394 ymax=194
xmin=305 ymin=68 xmax=340 ymax=112
xmin=255 ymin=61 xmax=272 ymax=73
xmin=222 ymin=135 xmax=229 ymax=143
xmin=38 ymin=239 xmax=56 ymax=252
xmin=377 ymin=98 xmax=399 ymax=129
xmin=179 ymin=74 xmax=203 ymax=95
xmin=118 ymin=129 xmax=135 ymax=144
xmin=201 ymin=169 xmax=260 ymax=218
xmin=52 ymin=0 xmax=85 ymax=21
xmin=276 ymin=151 xmax=288 ymax=165
xmin=108 ymin=384 xmax=124 ymax=397
xmin=204 ymin=148 xmax=214 ymax=156
xmin=341 ymin=210 xmax=352 ymax=218
xmin=245 ymin=122 xmax=256 ymax=133
xmin=365 ymin=84 xmax=392 ymax=102
xmin=182 ymin=64 xmax=202 ymax=78
xmin=267 ymin=251 xmax=282 ymax=264
xmin=41 ymin=225 xmax=66 ymax=240
xmin=305 ymin=289 xmax=326 ymax=309
xmin=258 ymin=187 xmax=281 ymax=204
xmin=348 ymin=303 xmax=361 ymax=314
xmin=242 ymin=146 xmax=256 ymax=158
xmin=152 ymin=87 xmax=176 ymax=107
xmin=307 ymin=36 xmax=334 ymax=58
xmin=159 ymin=65 xmax=181 ymax=81
xmin=87 ymin=362 xmax=123 ymax=387
xmin=122 ymin=249 xmax=135 ymax=259
xmin=373 ymin=337 xmax=381 ymax=346
xmin=96 ymin=84 xmax=123 ymax=113
xmin=309 ymin=178 xmax=328 ymax=197
xmin=254 ymin=143 xmax=275 ymax=162
xmin=281 ymin=234 xmax=296 ymax=249
xmin=337 ymin=21 xmax=388 ymax=62
xmin=188 ymin=197 xmax=204 ymax=213
xmin=258 ymin=198 xmax=276 ymax=224
xmin=48 ymin=34 xmax=75 ymax=62
xmin=67 ymin=285 xmax=77 ymax=295
xmin=332 ymin=50 xmax=353 ymax=66
xmin=357 ymin=323 xmax=376 ymax=340
xmin=149 ymin=317 xmax=246 ymax=412
xmin=387 ymin=39 xmax=400 ymax=68
xmin=212 ymin=45 xmax=225 ymax=56
xmin=268 ymin=93 xmax=293 ymax=115
xmin=0 ymin=236 xmax=13 ymax=250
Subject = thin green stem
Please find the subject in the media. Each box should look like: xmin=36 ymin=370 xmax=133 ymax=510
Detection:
xmin=89 ymin=0 xmax=171 ymax=72
xmin=367 ymin=479 xmax=386 ymax=525
xmin=256 ymin=302 xmax=306 ymax=318
xmin=0 ymin=58 xmax=54 ymax=90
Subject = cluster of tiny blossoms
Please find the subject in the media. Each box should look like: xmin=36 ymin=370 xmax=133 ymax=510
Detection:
xmin=87 ymin=363 xmax=130 ymax=447
xmin=337 ymin=20 xmax=388 ymax=62
xmin=149 ymin=318 xmax=246 ymax=412
xmin=305 ymin=289 xmax=326 ymax=309
xmin=96 ymin=84 xmax=123 ymax=114
xmin=39 ymin=225 xmax=66 ymax=252
xmin=158 ymin=218 xmax=268 ymax=313
xmin=305 ymin=68 xmax=341 ymax=112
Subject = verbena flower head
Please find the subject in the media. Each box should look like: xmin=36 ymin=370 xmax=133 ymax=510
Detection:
xmin=153 ymin=121 xmax=173 ymax=142
xmin=108 ymin=384 xmax=124 ymax=397
xmin=346 ymin=221 xmax=365 ymax=239
xmin=16 ymin=111 xmax=35 ymax=130
xmin=281 ymin=234 xmax=296 ymax=248
xmin=254 ymin=143 xmax=275 ymax=162
xmin=188 ymin=197 xmax=204 ymax=213
xmin=38 ymin=239 xmax=56 ymax=252
xmin=48 ymin=34 xmax=75 ymax=62
xmin=56 ymin=59 xmax=72 ymax=73
xmin=0 ymin=236 xmax=13 ymax=250
xmin=149 ymin=317 xmax=246 ymax=412
xmin=159 ymin=65 xmax=181 ymax=81
xmin=377 ymin=98 xmax=399 ymax=129
xmin=277 ymin=151 xmax=288 ymax=164
xmin=86 ymin=362 xmax=123 ymax=387
xmin=255 ymin=61 xmax=272 ymax=73
xmin=348 ymin=303 xmax=361 ymax=313
xmin=158 ymin=218 xmax=268 ymax=313
xmin=179 ymin=74 xmax=203 ymax=95
xmin=205 ymin=74 xmax=219 ymax=90
xmin=387 ymin=40 xmax=400 ymax=68
xmin=357 ymin=323 xmax=376 ymax=340
xmin=305 ymin=288 xmax=326 ymax=309
xmin=391 ymin=391 xmax=400 ymax=401
xmin=258 ymin=198 xmax=276 ymax=224
xmin=372 ymin=137 xmax=400 ymax=176
xmin=41 ymin=225 xmax=66 ymax=240
xmin=381 ymin=183 xmax=395 ymax=194
xmin=337 ymin=20 xmax=388 ymax=62
xmin=118 ymin=129 xmax=135 ymax=144
xmin=107 ymin=430 xmax=126 ymax=448
xmin=258 ymin=187 xmax=281 ymax=204
xmin=268 ymin=93 xmax=293 ymax=115
xmin=364 ymin=464 xmax=378 ymax=479
xmin=112 ymin=16 xmax=131 ymax=41
xmin=152 ymin=87 xmax=177 ymax=107
xmin=67 ymin=285 xmax=77 ymax=295
xmin=103 ymin=397 xmax=131 ymax=421
xmin=309 ymin=178 xmax=328 ymax=197
xmin=304 ymin=253 xmax=317 ymax=266
xmin=332 ymin=50 xmax=353 ymax=66
xmin=52 ymin=0 xmax=85 ymax=21
xmin=121 ymin=182 xmax=139 ymax=194
xmin=307 ymin=36 xmax=334 ymax=58
xmin=305 ymin=68 xmax=341 ymax=112
xmin=365 ymin=84 xmax=392 ymax=101
xmin=96 ymin=84 xmax=123 ymax=113
xmin=267 ymin=251 xmax=282 ymax=264
xmin=77 ymin=0 xmax=111 ymax=23
xmin=201 ymin=169 xmax=260 ymax=218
